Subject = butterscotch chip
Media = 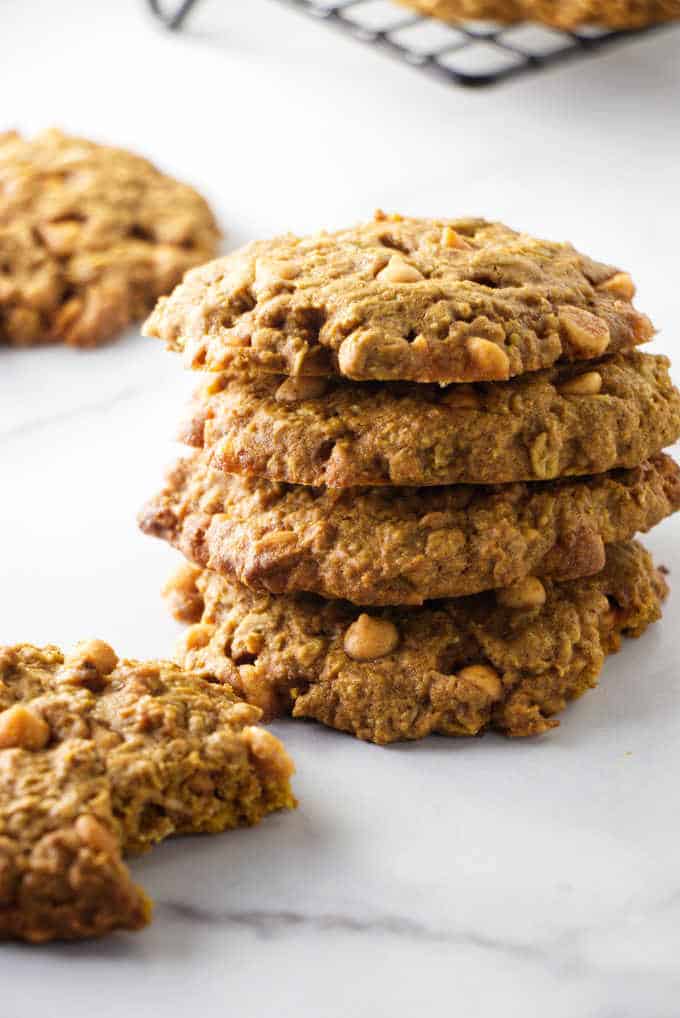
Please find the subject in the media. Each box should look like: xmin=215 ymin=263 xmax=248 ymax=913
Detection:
xmin=161 ymin=561 xmax=204 ymax=623
xmin=140 ymin=450 xmax=680 ymax=606
xmin=465 ymin=337 xmax=510 ymax=380
xmin=0 ymin=644 xmax=295 ymax=942
xmin=457 ymin=665 xmax=502 ymax=701
xmin=496 ymin=577 xmax=547 ymax=610
xmin=598 ymin=272 xmax=636 ymax=300
xmin=343 ymin=615 xmax=400 ymax=660
xmin=144 ymin=214 xmax=652 ymax=384
xmin=376 ymin=255 xmax=424 ymax=284
xmin=65 ymin=640 xmax=118 ymax=676
xmin=395 ymin=0 xmax=680 ymax=28
xmin=558 ymin=371 xmax=602 ymax=396
xmin=241 ymin=727 xmax=295 ymax=781
xmin=441 ymin=226 xmax=470 ymax=249
xmin=0 ymin=129 xmax=219 ymax=348
xmin=178 ymin=622 xmax=215 ymax=651
xmin=0 ymin=705 xmax=50 ymax=751
xmin=167 ymin=542 xmax=667 ymax=744
xmin=180 ymin=352 xmax=680 ymax=488
xmin=558 ymin=305 xmax=611 ymax=358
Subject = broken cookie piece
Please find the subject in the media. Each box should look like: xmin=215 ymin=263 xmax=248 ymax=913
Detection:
xmin=0 ymin=641 xmax=295 ymax=942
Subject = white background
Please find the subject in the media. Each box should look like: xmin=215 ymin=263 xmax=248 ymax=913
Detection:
xmin=1 ymin=2 xmax=679 ymax=1015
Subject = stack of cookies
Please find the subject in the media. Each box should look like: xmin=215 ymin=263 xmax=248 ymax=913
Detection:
xmin=140 ymin=213 xmax=680 ymax=744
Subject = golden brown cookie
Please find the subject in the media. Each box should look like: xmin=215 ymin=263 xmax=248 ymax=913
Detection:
xmin=181 ymin=352 xmax=680 ymax=488
xmin=140 ymin=450 xmax=680 ymax=606
xmin=0 ymin=129 xmax=219 ymax=348
xmin=397 ymin=0 xmax=680 ymax=29
xmin=0 ymin=641 xmax=295 ymax=942
xmin=144 ymin=212 xmax=652 ymax=384
xmin=167 ymin=541 xmax=666 ymax=744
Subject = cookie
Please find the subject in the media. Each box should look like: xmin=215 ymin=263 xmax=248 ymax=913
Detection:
xmin=144 ymin=212 xmax=652 ymax=384
xmin=397 ymin=0 xmax=680 ymax=29
xmin=140 ymin=450 xmax=680 ymax=606
xmin=181 ymin=352 xmax=680 ymax=488
xmin=0 ymin=129 xmax=219 ymax=348
xmin=0 ymin=641 xmax=295 ymax=942
xmin=166 ymin=541 xmax=666 ymax=744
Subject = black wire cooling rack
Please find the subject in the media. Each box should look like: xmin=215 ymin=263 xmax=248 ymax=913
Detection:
xmin=148 ymin=0 xmax=668 ymax=87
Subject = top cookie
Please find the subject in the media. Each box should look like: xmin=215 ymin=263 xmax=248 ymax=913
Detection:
xmin=0 ymin=129 xmax=220 ymax=348
xmin=144 ymin=212 xmax=653 ymax=384
xmin=397 ymin=0 xmax=680 ymax=29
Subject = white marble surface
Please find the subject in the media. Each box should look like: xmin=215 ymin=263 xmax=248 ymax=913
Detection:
xmin=2 ymin=2 xmax=680 ymax=1014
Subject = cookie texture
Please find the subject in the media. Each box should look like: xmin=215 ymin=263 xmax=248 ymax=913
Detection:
xmin=144 ymin=212 xmax=652 ymax=384
xmin=0 ymin=642 xmax=295 ymax=942
xmin=397 ymin=0 xmax=680 ymax=28
xmin=140 ymin=450 xmax=680 ymax=606
xmin=181 ymin=352 xmax=680 ymax=488
xmin=0 ymin=129 xmax=219 ymax=348
xmin=166 ymin=541 xmax=666 ymax=744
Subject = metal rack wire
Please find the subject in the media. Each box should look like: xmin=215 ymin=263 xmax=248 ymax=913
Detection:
xmin=148 ymin=0 xmax=668 ymax=87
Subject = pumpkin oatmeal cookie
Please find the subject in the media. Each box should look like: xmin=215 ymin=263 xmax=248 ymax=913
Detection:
xmin=397 ymin=0 xmax=680 ymax=29
xmin=140 ymin=450 xmax=680 ymax=606
xmin=0 ymin=129 xmax=219 ymax=347
xmin=166 ymin=541 xmax=667 ymax=744
xmin=144 ymin=212 xmax=652 ymax=385
xmin=0 ymin=642 xmax=295 ymax=942
xmin=181 ymin=352 xmax=680 ymax=488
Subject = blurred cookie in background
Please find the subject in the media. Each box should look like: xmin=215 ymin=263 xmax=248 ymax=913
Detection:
xmin=0 ymin=129 xmax=219 ymax=348
xmin=396 ymin=0 xmax=680 ymax=29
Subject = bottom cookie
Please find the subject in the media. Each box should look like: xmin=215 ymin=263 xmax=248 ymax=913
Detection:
xmin=0 ymin=642 xmax=295 ymax=942
xmin=166 ymin=541 xmax=667 ymax=745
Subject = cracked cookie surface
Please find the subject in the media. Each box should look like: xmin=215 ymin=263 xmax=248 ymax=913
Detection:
xmin=140 ymin=451 xmax=680 ymax=606
xmin=397 ymin=0 xmax=680 ymax=28
xmin=167 ymin=541 xmax=667 ymax=744
xmin=144 ymin=212 xmax=652 ymax=384
xmin=0 ymin=642 xmax=295 ymax=942
xmin=181 ymin=352 xmax=680 ymax=488
xmin=0 ymin=129 xmax=219 ymax=347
